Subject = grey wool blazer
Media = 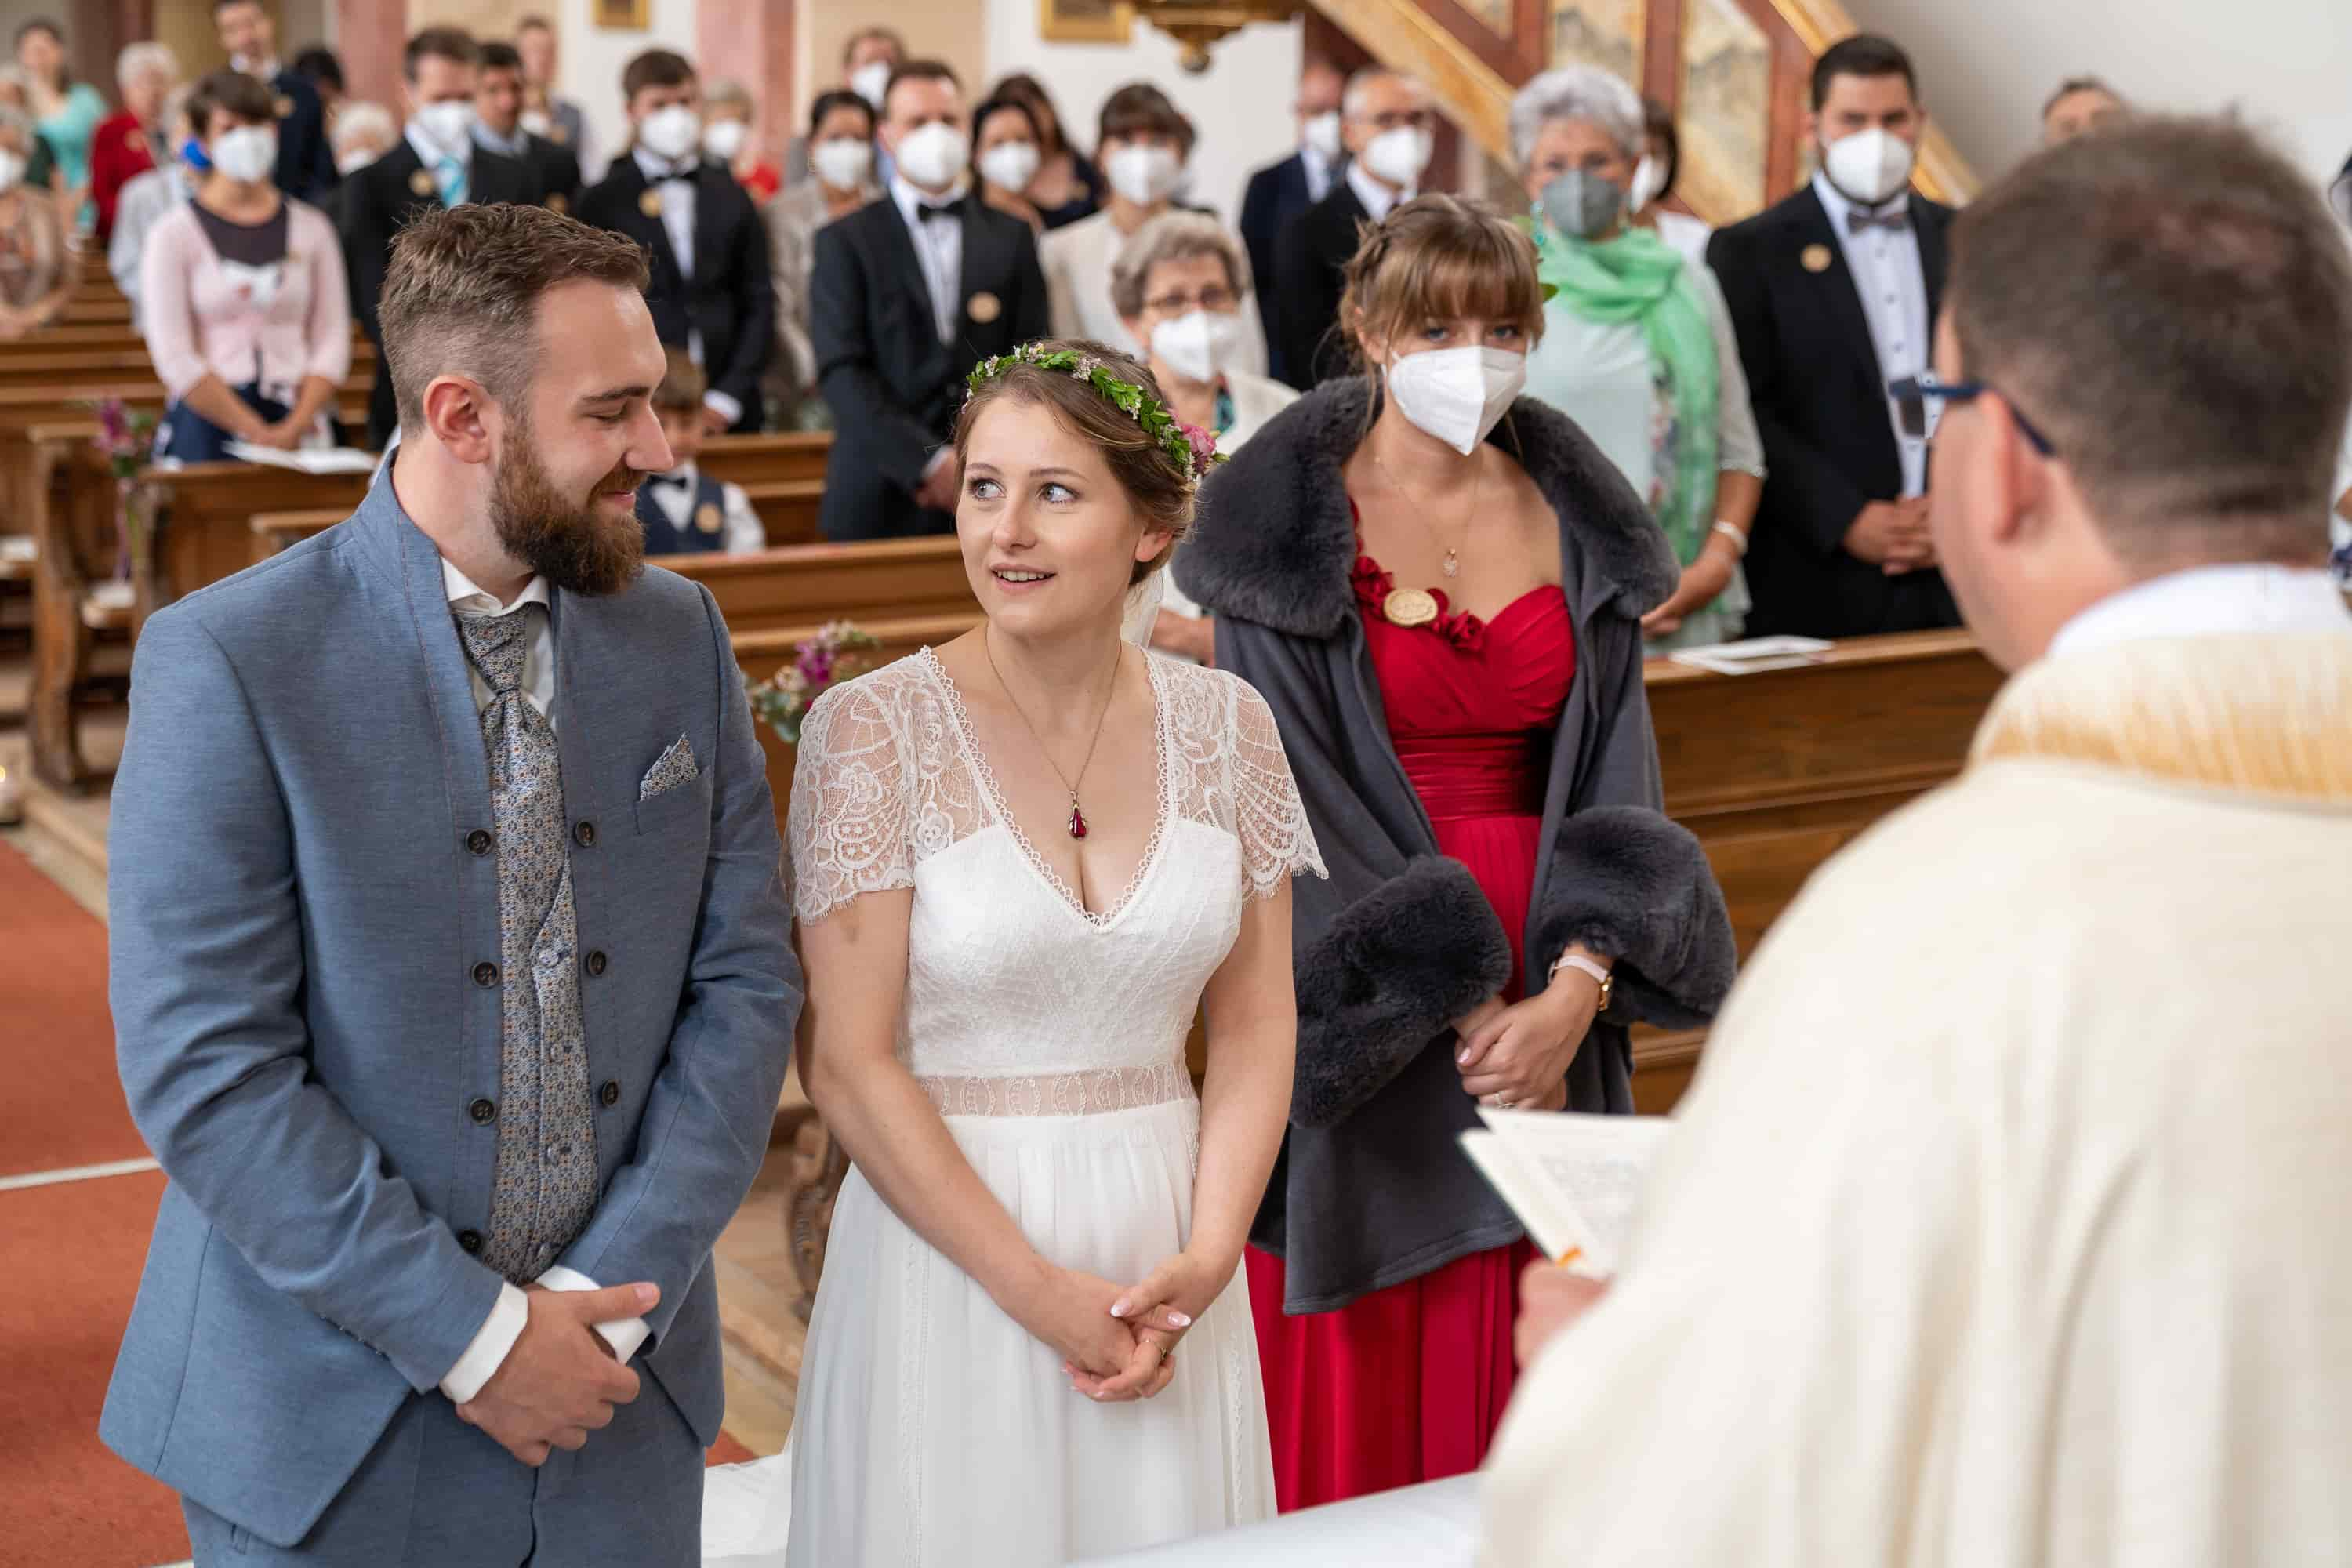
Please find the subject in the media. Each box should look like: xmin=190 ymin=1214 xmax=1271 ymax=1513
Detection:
xmin=1176 ymin=378 xmax=1737 ymax=1315
xmin=99 ymin=465 xmax=800 ymax=1548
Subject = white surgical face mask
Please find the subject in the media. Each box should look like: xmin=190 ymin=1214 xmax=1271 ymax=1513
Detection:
xmin=416 ymin=100 xmax=474 ymax=154
xmin=1628 ymin=153 xmax=1666 ymax=214
xmin=519 ymin=107 xmax=553 ymax=138
xmin=976 ymin=140 xmax=1040 ymax=195
xmin=1150 ymin=309 xmax=1243 ymax=386
xmin=895 ymin=121 xmax=970 ymax=192
xmin=851 ymin=61 xmax=893 ymax=112
xmin=0 ymin=149 xmax=23 ymax=196
xmin=702 ymin=118 xmax=749 ymax=162
xmin=637 ymin=103 xmax=702 ymax=163
xmin=1104 ymin=143 xmax=1184 ymax=206
xmin=811 ymin=136 xmax=874 ymax=192
xmin=336 ymin=146 xmax=377 ymax=176
xmin=212 ymin=124 xmax=279 ymax=185
xmin=1823 ymin=126 xmax=1915 ymax=206
xmin=1301 ymin=110 xmax=1342 ymax=162
xmin=1383 ymin=345 xmax=1526 ymax=456
xmin=1360 ymin=125 xmax=1433 ymax=190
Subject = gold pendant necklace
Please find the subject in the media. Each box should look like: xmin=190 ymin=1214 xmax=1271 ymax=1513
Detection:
xmin=1369 ymin=443 xmax=1480 ymax=630
xmin=982 ymin=631 xmax=1120 ymax=839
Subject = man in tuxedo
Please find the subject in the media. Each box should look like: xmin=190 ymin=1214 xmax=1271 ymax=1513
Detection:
xmin=474 ymin=39 xmax=583 ymax=214
xmin=213 ymin=0 xmax=337 ymax=202
xmin=1237 ymin=56 xmax=1345 ymax=387
xmin=341 ymin=28 xmax=537 ymax=448
xmin=809 ymin=60 xmax=1049 ymax=542
xmin=515 ymin=14 xmax=597 ymax=184
xmin=101 ymin=201 xmax=798 ymax=1566
xmin=1275 ymin=68 xmax=1434 ymax=388
xmin=577 ymin=49 xmax=774 ymax=437
xmin=1706 ymin=35 xmax=1961 ymax=640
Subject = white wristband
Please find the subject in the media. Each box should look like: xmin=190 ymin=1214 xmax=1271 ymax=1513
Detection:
xmin=1710 ymin=521 xmax=1749 ymax=557
xmin=1550 ymin=952 xmax=1612 ymax=989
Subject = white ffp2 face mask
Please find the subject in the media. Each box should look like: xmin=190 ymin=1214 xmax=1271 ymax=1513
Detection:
xmin=416 ymin=100 xmax=475 ymax=154
xmin=702 ymin=118 xmax=749 ymax=162
xmin=211 ymin=125 xmax=280 ymax=185
xmin=1149 ymin=310 xmax=1243 ymax=386
xmin=1628 ymin=153 xmax=1666 ymax=214
xmin=637 ymin=103 xmax=702 ymax=163
xmin=811 ymin=136 xmax=874 ymax=192
xmin=519 ymin=107 xmax=553 ymax=139
xmin=1823 ymin=127 xmax=1915 ymax=206
xmin=894 ymin=122 xmax=970 ymax=191
xmin=1383 ymin=345 xmax=1526 ymax=456
xmin=1360 ymin=125 xmax=1433 ymax=189
xmin=851 ymin=61 xmax=893 ymax=112
xmin=1104 ymin=143 xmax=1183 ymax=206
xmin=1301 ymin=110 xmax=1342 ymax=162
xmin=976 ymin=140 xmax=1040 ymax=195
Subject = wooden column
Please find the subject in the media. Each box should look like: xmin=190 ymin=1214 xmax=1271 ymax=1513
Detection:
xmin=697 ymin=0 xmax=794 ymax=165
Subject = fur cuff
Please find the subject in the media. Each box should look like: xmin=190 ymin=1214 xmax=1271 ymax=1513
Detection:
xmin=1292 ymin=858 xmax=1515 ymax=1130
xmin=1530 ymin=807 xmax=1736 ymax=1030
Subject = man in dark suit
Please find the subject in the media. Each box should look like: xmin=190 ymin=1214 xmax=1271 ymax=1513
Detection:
xmin=577 ymin=50 xmax=773 ymax=436
xmin=1238 ymin=56 xmax=1345 ymax=387
xmin=810 ymin=61 xmax=1049 ymax=543
xmin=340 ymin=29 xmax=537 ymax=448
xmin=213 ymin=0 xmax=337 ymax=202
xmin=1276 ymin=68 xmax=1435 ymax=389
xmin=1707 ymin=35 xmax=1961 ymax=640
xmin=474 ymin=40 xmax=583 ymax=213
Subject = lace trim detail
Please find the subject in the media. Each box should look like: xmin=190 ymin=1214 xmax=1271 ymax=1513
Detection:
xmin=920 ymin=646 xmax=1176 ymax=927
xmin=1225 ymin=679 xmax=1327 ymax=899
xmin=916 ymin=1062 xmax=1196 ymax=1117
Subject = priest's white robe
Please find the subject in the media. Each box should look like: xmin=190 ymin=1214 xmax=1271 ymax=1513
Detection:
xmin=1482 ymin=607 xmax=2352 ymax=1566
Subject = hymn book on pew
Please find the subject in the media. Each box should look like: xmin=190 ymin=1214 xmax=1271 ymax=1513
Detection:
xmin=1460 ymin=1109 xmax=1672 ymax=1279
xmin=1668 ymin=634 xmax=1833 ymax=676
xmin=224 ymin=441 xmax=379 ymax=475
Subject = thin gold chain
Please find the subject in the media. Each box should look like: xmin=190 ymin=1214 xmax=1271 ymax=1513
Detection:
xmin=981 ymin=629 xmax=1122 ymax=815
xmin=1369 ymin=438 xmax=1484 ymax=576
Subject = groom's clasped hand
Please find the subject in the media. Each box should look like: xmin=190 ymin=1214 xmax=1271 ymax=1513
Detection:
xmin=454 ymin=1281 xmax=662 ymax=1468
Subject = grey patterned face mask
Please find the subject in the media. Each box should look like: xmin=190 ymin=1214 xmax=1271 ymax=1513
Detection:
xmin=1539 ymin=169 xmax=1627 ymax=240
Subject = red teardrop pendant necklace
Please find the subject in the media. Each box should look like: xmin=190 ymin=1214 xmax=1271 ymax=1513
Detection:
xmin=982 ymin=629 xmax=1121 ymax=840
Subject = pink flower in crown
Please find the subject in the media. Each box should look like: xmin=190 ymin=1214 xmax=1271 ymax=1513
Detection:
xmin=1179 ymin=422 xmax=1219 ymax=472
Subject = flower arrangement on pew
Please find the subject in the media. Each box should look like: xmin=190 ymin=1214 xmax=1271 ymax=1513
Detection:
xmin=746 ymin=622 xmax=882 ymax=746
xmin=88 ymin=395 xmax=159 ymax=582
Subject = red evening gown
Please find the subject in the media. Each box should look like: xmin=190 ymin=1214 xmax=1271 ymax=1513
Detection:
xmin=1246 ymin=519 xmax=1577 ymax=1511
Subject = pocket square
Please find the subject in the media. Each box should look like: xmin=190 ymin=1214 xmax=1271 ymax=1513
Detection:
xmin=640 ymin=734 xmax=700 ymax=801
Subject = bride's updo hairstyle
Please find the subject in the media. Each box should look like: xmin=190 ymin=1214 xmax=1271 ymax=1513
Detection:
xmin=1338 ymin=194 xmax=1548 ymax=377
xmin=953 ymin=337 xmax=1205 ymax=586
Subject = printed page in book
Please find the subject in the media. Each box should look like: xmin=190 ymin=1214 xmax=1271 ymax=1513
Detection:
xmin=1460 ymin=1110 xmax=1673 ymax=1278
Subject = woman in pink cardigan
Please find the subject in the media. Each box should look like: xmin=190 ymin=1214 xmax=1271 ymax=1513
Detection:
xmin=140 ymin=68 xmax=350 ymax=463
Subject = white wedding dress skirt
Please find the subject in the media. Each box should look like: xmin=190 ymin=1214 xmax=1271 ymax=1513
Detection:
xmin=703 ymin=651 xmax=1322 ymax=1567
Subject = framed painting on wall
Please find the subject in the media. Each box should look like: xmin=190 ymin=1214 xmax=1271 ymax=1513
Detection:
xmin=1548 ymin=0 xmax=1642 ymax=92
xmin=593 ymin=0 xmax=650 ymax=30
xmin=1040 ymin=0 xmax=1134 ymax=44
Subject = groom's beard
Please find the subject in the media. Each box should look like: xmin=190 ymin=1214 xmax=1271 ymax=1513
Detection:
xmin=487 ymin=419 xmax=648 ymax=597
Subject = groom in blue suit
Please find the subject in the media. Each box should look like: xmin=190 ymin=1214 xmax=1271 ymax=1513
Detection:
xmin=101 ymin=202 xmax=800 ymax=1564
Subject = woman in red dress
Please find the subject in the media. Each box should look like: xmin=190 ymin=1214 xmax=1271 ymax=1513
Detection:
xmin=1176 ymin=194 xmax=1737 ymax=1508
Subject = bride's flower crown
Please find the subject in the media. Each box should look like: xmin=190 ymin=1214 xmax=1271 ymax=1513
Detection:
xmin=966 ymin=343 xmax=1226 ymax=492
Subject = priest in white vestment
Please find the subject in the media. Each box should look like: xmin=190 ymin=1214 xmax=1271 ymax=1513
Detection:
xmin=1483 ymin=115 xmax=2352 ymax=1568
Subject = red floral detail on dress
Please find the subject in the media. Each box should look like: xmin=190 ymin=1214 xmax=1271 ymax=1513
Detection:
xmin=1350 ymin=549 xmax=1489 ymax=653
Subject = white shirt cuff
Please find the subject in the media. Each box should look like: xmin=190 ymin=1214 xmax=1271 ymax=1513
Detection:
xmin=702 ymin=389 xmax=743 ymax=426
xmin=536 ymin=1264 xmax=653 ymax=1364
xmin=438 ymin=1280 xmax=528 ymax=1405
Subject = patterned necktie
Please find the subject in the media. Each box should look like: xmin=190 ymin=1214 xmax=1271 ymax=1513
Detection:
xmin=437 ymin=152 xmax=469 ymax=208
xmin=455 ymin=608 xmax=599 ymax=1285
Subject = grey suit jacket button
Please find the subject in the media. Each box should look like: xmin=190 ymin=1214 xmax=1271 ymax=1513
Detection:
xmin=583 ymin=949 xmax=608 ymax=978
xmin=598 ymin=1079 xmax=620 ymax=1108
xmin=472 ymin=960 xmax=499 ymax=987
xmin=466 ymin=829 xmax=494 ymax=855
xmin=469 ymin=1097 xmax=497 ymax=1125
xmin=458 ymin=1229 xmax=484 ymax=1254
xmin=573 ymin=819 xmax=597 ymax=848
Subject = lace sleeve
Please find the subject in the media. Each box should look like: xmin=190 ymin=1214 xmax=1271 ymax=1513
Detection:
xmin=786 ymin=679 xmax=915 ymax=925
xmin=1229 ymin=680 xmax=1327 ymax=899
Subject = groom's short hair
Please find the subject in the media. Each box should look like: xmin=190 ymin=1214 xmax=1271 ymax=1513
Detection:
xmin=1948 ymin=115 xmax=2352 ymax=564
xmin=378 ymin=203 xmax=649 ymax=430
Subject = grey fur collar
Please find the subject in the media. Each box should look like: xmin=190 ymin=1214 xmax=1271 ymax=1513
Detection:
xmin=1178 ymin=376 xmax=1679 ymax=639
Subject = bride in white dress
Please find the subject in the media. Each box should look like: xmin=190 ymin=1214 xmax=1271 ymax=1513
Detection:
xmin=703 ymin=340 xmax=1323 ymax=1566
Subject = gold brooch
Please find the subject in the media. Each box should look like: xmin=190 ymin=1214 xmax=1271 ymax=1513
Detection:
xmin=408 ymin=168 xmax=436 ymax=198
xmin=1801 ymin=243 xmax=1833 ymax=274
xmin=639 ymin=188 xmax=664 ymax=219
xmin=967 ymin=291 xmax=1001 ymax=325
xmin=695 ymin=503 xmax=723 ymax=534
xmin=274 ymin=96 xmax=295 ymax=120
xmin=1383 ymin=587 xmax=1439 ymax=628
xmin=547 ymin=193 xmax=569 ymax=215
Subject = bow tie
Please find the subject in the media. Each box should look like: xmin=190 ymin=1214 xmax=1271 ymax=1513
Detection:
xmin=651 ymin=472 xmax=693 ymax=491
xmin=1846 ymin=205 xmax=1910 ymax=234
xmin=917 ymin=198 xmax=960 ymax=222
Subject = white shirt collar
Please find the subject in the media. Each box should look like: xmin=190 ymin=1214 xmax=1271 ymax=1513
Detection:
xmin=1811 ymin=169 xmax=1905 ymax=227
xmin=2049 ymin=564 xmax=2352 ymax=661
xmin=407 ymin=122 xmax=474 ymax=169
xmin=633 ymin=145 xmax=699 ymax=183
xmin=441 ymin=557 xmax=550 ymax=617
xmin=472 ymin=122 xmax=529 ymax=159
xmin=1346 ymin=159 xmax=1411 ymax=223
xmin=890 ymin=171 xmax=965 ymax=227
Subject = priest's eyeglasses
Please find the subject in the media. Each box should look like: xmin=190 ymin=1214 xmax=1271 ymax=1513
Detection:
xmin=1889 ymin=374 xmax=2057 ymax=456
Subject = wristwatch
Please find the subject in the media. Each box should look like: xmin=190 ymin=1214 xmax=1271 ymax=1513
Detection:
xmin=1552 ymin=951 xmax=1614 ymax=1011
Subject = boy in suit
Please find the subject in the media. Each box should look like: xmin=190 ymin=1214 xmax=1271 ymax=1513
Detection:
xmin=577 ymin=49 xmax=774 ymax=437
xmin=340 ymin=27 xmax=537 ymax=448
xmin=1237 ymin=56 xmax=1345 ymax=387
xmin=213 ymin=0 xmax=337 ymax=202
xmin=637 ymin=350 xmax=767 ymax=556
xmin=808 ymin=60 xmax=1050 ymax=542
xmin=474 ymin=39 xmax=583 ymax=214
xmin=1706 ymin=34 xmax=1961 ymax=640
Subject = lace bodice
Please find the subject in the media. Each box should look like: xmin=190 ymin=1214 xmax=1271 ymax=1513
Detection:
xmin=788 ymin=649 xmax=1325 ymax=1083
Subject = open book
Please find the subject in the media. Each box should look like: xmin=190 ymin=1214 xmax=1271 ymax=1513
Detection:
xmin=1460 ymin=1109 xmax=1673 ymax=1279
xmin=225 ymin=441 xmax=379 ymax=475
xmin=1668 ymin=634 xmax=1832 ymax=676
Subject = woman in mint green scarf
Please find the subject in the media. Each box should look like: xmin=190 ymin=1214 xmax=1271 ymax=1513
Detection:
xmin=1510 ymin=67 xmax=1766 ymax=652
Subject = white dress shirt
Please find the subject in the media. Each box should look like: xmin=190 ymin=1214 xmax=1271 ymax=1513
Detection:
xmin=1813 ymin=171 xmax=1930 ymax=498
xmin=2049 ymin=563 xmax=2352 ymax=662
xmin=470 ymin=121 xmax=530 ymax=161
xmin=1346 ymin=160 xmax=1414 ymax=224
xmin=630 ymin=147 xmax=742 ymax=427
xmin=406 ymin=122 xmax=474 ymax=205
xmin=434 ymin=557 xmax=652 ymax=1404
xmin=1301 ymin=144 xmax=1337 ymax=205
xmin=644 ymin=461 xmax=767 ymax=553
xmin=890 ymin=172 xmax=966 ymax=347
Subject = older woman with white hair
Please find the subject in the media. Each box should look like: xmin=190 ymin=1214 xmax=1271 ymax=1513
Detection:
xmin=328 ymin=99 xmax=395 ymax=176
xmin=1512 ymin=65 xmax=1766 ymax=650
xmin=92 ymin=41 xmax=176 ymax=241
xmin=1114 ymin=209 xmax=1299 ymax=663
xmin=107 ymin=82 xmax=196 ymax=326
